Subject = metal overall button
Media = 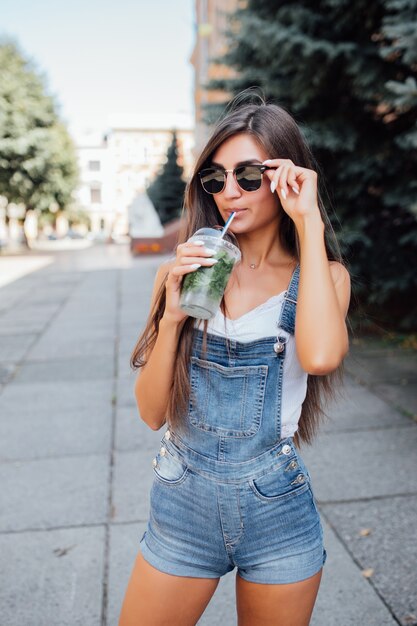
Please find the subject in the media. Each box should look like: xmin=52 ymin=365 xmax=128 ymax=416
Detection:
xmin=291 ymin=474 xmax=305 ymax=485
xmin=164 ymin=430 xmax=171 ymax=440
xmin=273 ymin=335 xmax=288 ymax=354
xmin=287 ymin=460 xmax=298 ymax=470
xmin=160 ymin=446 xmax=167 ymax=456
xmin=281 ymin=444 xmax=292 ymax=455
xmin=152 ymin=457 xmax=158 ymax=468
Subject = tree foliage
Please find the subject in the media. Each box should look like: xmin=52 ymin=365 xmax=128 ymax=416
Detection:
xmin=147 ymin=131 xmax=186 ymax=225
xmin=0 ymin=40 xmax=79 ymax=215
xmin=206 ymin=0 xmax=417 ymax=331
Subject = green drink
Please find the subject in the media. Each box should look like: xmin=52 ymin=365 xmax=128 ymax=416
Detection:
xmin=179 ymin=227 xmax=241 ymax=319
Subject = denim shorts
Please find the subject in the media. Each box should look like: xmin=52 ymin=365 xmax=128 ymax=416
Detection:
xmin=139 ymin=431 xmax=327 ymax=584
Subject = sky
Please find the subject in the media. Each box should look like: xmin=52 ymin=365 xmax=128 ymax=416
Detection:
xmin=0 ymin=0 xmax=195 ymax=141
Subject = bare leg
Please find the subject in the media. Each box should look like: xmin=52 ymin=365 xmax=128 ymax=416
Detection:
xmin=119 ymin=551 xmax=220 ymax=626
xmin=236 ymin=568 xmax=323 ymax=626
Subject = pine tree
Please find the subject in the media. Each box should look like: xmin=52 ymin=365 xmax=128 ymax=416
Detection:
xmin=0 ymin=40 xmax=79 ymax=222
xmin=147 ymin=131 xmax=186 ymax=225
xmin=206 ymin=0 xmax=417 ymax=331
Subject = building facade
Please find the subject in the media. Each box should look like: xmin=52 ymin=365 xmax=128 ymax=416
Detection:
xmin=76 ymin=139 xmax=115 ymax=234
xmin=191 ymin=0 xmax=238 ymax=155
xmin=75 ymin=126 xmax=194 ymax=237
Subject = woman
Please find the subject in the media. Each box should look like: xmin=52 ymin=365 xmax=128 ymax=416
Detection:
xmin=119 ymin=95 xmax=351 ymax=626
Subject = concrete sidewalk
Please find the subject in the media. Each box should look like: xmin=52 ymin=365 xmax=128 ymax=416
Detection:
xmin=0 ymin=245 xmax=416 ymax=626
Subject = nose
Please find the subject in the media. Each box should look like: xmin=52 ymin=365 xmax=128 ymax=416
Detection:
xmin=223 ymin=170 xmax=242 ymax=198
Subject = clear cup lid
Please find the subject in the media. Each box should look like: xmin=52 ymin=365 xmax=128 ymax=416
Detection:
xmin=190 ymin=226 xmax=241 ymax=257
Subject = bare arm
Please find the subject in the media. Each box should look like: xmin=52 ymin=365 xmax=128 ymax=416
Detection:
xmin=135 ymin=310 xmax=185 ymax=431
xmin=264 ymin=158 xmax=351 ymax=376
xmin=294 ymin=213 xmax=351 ymax=375
xmin=135 ymin=242 xmax=217 ymax=430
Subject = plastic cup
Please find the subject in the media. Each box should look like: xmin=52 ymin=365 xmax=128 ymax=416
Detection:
xmin=179 ymin=226 xmax=241 ymax=320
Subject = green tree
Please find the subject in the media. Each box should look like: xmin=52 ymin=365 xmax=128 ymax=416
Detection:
xmin=147 ymin=130 xmax=186 ymax=225
xmin=206 ymin=0 xmax=417 ymax=331
xmin=0 ymin=40 xmax=79 ymax=234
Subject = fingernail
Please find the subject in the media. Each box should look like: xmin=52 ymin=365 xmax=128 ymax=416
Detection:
xmin=263 ymin=159 xmax=271 ymax=164
xmin=291 ymin=186 xmax=299 ymax=195
xmin=270 ymin=181 xmax=276 ymax=193
xmin=192 ymin=240 xmax=205 ymax=245
xmin=206 ymin=258 xmax=218 ymax=264
xmin=280 ymin=188 xmax=287 ymax=200
xmin=204 ymin=247 xmax=216 ymax=255
xmin=190 ymin=263 xmax=201 ymax=269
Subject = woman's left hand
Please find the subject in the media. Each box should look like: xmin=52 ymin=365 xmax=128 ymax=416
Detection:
xmin=262 ymin=158 xmax=322 ymax=225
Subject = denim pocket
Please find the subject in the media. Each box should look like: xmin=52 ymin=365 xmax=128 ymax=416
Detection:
xmin=250 ymin=456 xmax=310 ymax=502
xmin=189 ymin=356 xmax=268 ymax=437
xmin=152 ymin=449 xmax=189 ymax=486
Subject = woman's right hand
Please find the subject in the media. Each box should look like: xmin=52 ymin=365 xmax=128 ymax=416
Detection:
xmin=163 ymin=240 xmax=218 ymax=324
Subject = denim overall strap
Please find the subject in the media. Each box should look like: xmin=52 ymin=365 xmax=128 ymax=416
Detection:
xmin=277 ymin=263 xmax=300 ymax=335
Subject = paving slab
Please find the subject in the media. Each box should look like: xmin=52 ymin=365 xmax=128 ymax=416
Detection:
xmin=117 ymin=352 xmax=136 ymax=379
xmin=60 ymin=303 xmax=117 ymax=321
xmin=345 ymin=347 xmax=417 ymax=418
xmin=310 ymin=520 xmax=398 ymax=625
xmin=108 ymin=522 xmax=146 ymax=625
xmin=115 ymin=375 xmax=137 ymax=409
xmin=119 ymin=322 xmax=147 ymax=343
xmin=322 ymin=376 xmax=411 ymax=432
xmin=0 ymin=526 xmax=105 ymax=626
xmin=0 ymin=303 xmax=61 ymax=333
xmin=28 ymin=335 xmax=115 ymax=360
xmin=0 ymin=405 xmax=112 ymax=461
xmin=346 ymin=349 xmax=417 ymax=384
xmin=0 ymin=254 xmax=54 ymax=288
xmin=0 ymin=363 xmax=17 ymax=385
xmin=12 ymin=355 xmax=114 ymax=384
xmin=299 ymin=424 xmax=417 ymax=502
xmin=119 ymin=332 xmax=144 ymax=351
xmin=369 ymin=381 xmax=417 ymax=420
xmin=0 ymin=379 xmax=114 ymax=413
xmin=112 ymin=449 xmax=159 ymax=523
xmin=49 ymin=316 xmax=116 ymax=331
xmin=17 ymin=289 xmax=70 ymax=306
xmin=0 ymin=454 xmax=109 ymax=531
xmin=0 ymin=333 xmax=39 ymax=362
xmin=115 ymin=406 xmax=159 ymax=452
xmin=322 ymin=496 xmax=417 ymax=626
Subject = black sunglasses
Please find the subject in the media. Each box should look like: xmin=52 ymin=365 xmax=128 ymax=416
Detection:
xmin=198 ymin=164 xmax=274 ymax=195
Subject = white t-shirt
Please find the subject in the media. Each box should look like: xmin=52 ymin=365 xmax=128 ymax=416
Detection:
xmin=193 ymin=292 xmax=307 ymax=438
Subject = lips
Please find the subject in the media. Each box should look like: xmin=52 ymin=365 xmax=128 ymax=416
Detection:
xmin=226 ymin=208 xmax=247 ymax=214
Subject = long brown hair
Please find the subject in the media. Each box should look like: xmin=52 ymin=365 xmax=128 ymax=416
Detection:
xmin=131 ymin=96 xmax=350 ymax=448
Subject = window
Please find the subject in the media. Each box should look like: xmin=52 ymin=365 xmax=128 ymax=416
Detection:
xmin=90 ymin=187 xmax=102 ymax=203
xmin=89 ymin=160 xmax=101 ymax=171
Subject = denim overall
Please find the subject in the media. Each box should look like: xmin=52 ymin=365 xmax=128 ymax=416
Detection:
xmin=140 ymin=263 xmax=327 ymax=584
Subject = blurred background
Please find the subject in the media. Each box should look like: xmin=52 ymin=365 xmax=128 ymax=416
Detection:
xmin=1 ymin=0 xmax=416 ymax=333
xmin=1 ymin=2 xmax=417 ymax=625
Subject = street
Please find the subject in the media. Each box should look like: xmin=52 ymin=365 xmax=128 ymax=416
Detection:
xmin=0 ymin=243 xmax=416 ymax=625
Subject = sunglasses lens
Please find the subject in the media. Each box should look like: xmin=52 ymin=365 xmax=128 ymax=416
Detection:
xmin=236 ymin=166 xmax=263 ymax=192
xmin=200 ymin=168 xmax=225 ymax=194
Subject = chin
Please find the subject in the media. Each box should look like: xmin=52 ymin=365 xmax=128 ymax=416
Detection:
xmin=229 ymin=222 xmax=252 ymax=235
